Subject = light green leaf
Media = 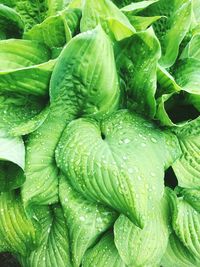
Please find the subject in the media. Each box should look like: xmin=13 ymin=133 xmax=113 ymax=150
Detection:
xmin=192 ymin=0 xmax=200 ymax=24
xmin=140 ymin=0 xmax=192 ymax=67
xmin=155 ymin=92 xmax=187 ymax=127
xmin=179 ymin=188 xmax=200 ymax=213
xmin=172 ymin=117 xmax=200 ymax=188
xmin=174 ymin=58 xmax=200 ymax=95
xmin=127 ymin=15 xmax=163 ymax=31
xmin=115 ymin=27 xmax=161 ymax=118
xmin=180 ymin=34 xmax=200 ymax=60
xmin=157 ymin=65 xmax=181 ymax=96
xmin=0 ymin=191 xmax=38 ymax=256
xmin=22 ymin=26 xmax=120 ymax=210
xmin=19 ymin=205 xmax=71 ymax=267
xmin=82 ymin=232 xmax=126 ymax=267
xmin=0 ymin=4 xmax=24 ymax=39
xmin=0 ymin=129 xmax=24 ymax=168
xmin=67 ymin=0 xmax=82 ymax=9
xmin=25 ymin=8 xmax=81 ymax=49
xmin=172 ymin=197 xmax=200 ymax=260
xmin=10 ymin=105 xmax=49 ymax=137
xmin=56 ymin=110 xmax=181 ymax=228
xmin=0 ymin=129 xmax=25 ymax=191
xmin=0 ymin=92 xmax=47 ymax=135
xmin=156 ymin=61 xmax=200 ymax=126
xmin=161 ymin=233 xmax=200 ymax=267
xmin=114 ymin=189 xmax=171 ymax=266
xmin=0 ymin=39 xmax=54 ymax=96
xmin=59 ymin=174 xmax=117 ymax=267
xmin=46 ymin=0 xmax=69 ymax=16
xmin=80 ymin=0 xmax=135 ymax=41
xmin=121 ymin=0 xmax=158 ymax=13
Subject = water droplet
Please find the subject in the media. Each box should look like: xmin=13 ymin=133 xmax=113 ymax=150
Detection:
xmin=128 ymin=168 xmax=133 ymax=174
xmin=151 ymin=137 xmax=157 ymax=143
xmin=124 ymin=138 xmax=130 ymax=144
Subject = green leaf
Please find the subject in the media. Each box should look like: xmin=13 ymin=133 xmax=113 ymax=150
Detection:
xmin=22 ymin=26 xmax=120 ymax=210
xmin=0 ymin=191 xmax=38 ymax=256
xmin=114 ymin=189 xmax=171 ymax=266
xmin=115 ymin=27 xmax=161 ymax=118
xmin=140 ymin=0 xmax=192 ymax=67
xmin=156 ymin=61 xmax=200 ymax=126
xmin=172 ymin=117 xmax=200 ymax=188
xmin=179 ymin=188 xmax=200 ymax=213
xmin=157 ymin=65 xmax=181 ymax=96
xmin=155 ymin=91 xmax=199 ymax=127
xmin=59 ymin=174 xmax=117 ymax=267
xmin=19 ymin=205 xmax=71 ymax=267
xmin=127 ymin=15 xmax=163 ymax=31
xmin=82 ymin=232 xmax=126 ymax=267
xmin=25 ymin=8 xmax=81 ymax=49
xmin=14 ymin=0 xmax=48 ymax=31
xmin=80 ymin=0 xmax=135 ymax=41
xmin=180 ymin=34 xmax=200 ymax=60
xmin=10 ymin=105 xmax=49 ymax=137
xmin=192 ymin=0 xmax=200 ymax=24
xmin=46 ymin=0 xmax=69 ymax=16
xmin=0 ymin=129 xmax=25 ymax=191
xmin=0 ymin=92 xmax=47 ymax=135
xmin=161 ymin=233 xmax=200 ymax=267
xmin=172 ymin=197 xmax=200 ymax=260
xmin=56 ymin=110 xmax=181 ymax=228
xmin=0 ymin=39 xmax=54 ymax=96
xmin=0 ymin=129 xmax=24 ymax=168
xmin=121 ymin=0 xmax=158 ymax=13
xmin=0 ymin=4 xmax=24 ymax=39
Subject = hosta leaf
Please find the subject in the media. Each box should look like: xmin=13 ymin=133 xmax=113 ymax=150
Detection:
xmin=140 ymin=0 xmax=192 ymax=67
xmin=0 ymin=4 xmax=24 ymax=39
xmin=174 ymin=58 xmax=200 ymax=95
xmin=10 ymin=105 xmax=49 ymax=137
xmin=80 ymin=0 xmax=135 ymax=41
xmin=14 ymin=0 xmax=48 ymax=31
xmin=161 ymin=233 xmax=200 ymax=267
xmin=56 ymin=110 xmax=181 ymax=228
xmin=192 ymin=0 xmax=200 ymax=24
xmin=155 ymin=92 xmax=191 ymax=127
xmin=172 ymin=197 xmax=200 ymax=260
xmin=179 ymin=188 xmax=200 ymax=213
xmin=172 ymin=58 xmax=200 ymax=112
xmin=0 ymin=0 xmax=15 ymax=7
xmin=127 ymin=15 xmax=163 ymax=31
xmin=115 ymin=27 xmax=161 ymax=118
xmin=157 ymin=65 xmax=181 ymax=96
xmin=114 ymin=189 xmax=171 ymax=266
xmin=156 ymin=61 xmax=199 ymax=126
xmin=0 ymin=191 xmax=38 ymax=256
xmin=0 ymin=39 xmax=54 ymax=96
xmin=22 ymin=26 xmax=120 ymax=209
xmin=46 ymin=0 xmax=69 ymax=16
xmin=172 ymin=117 xmax=200 ymax=188
xmin=67 ymin=0 xmax=82 ymax=9
xmin=82 ymin=232 xmax=126 ymax=267
xmin=59 ymin=174 xmax=117 ymax=267
xmin=180 ymin=34 xmax=200 ymax=60
xmin=0 ymin=130 xmax=24 ymax=169
xmin=19 ymin=205 xmax=71 ymax=267
xmin=25 ymin=8 xmax=81 ymax=49
xmin=0 ymin=130 xmax=25 ymax=191
xmin=0 ymin=92 xmax=47 ymax=135
xmin=121 ymin=0 xmax=158 ymax=13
